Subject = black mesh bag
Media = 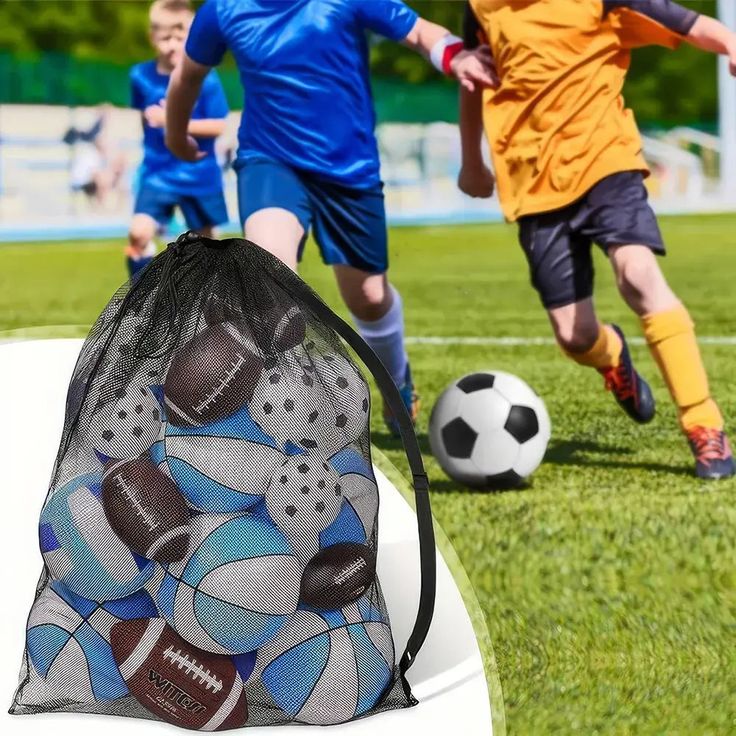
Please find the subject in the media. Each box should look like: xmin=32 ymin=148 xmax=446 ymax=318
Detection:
xmin=10 ymin=232 xmax=436 ymax=729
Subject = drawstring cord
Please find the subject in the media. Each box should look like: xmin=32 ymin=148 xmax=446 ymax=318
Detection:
xmin=134 ymin=232 xmax=200 ymax=360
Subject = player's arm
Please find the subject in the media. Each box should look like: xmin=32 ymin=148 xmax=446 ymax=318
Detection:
xmin=457 ymin=3 xmax=494 ymax=199
xmin=402 ymin=17 xmax=496 ymax=92
xmin=166 ymin=0 xmax=228 ymax=160
xmin=166 ymin=56 xmax=210 ymax=160
xmin=355 ymin=0 xmax=496 ymax=92
xmin=686 ymin=15 xmax=736 ymax=74
xmin=130 ymin=67 xmax=149 ymax=133
xmin=605 ymin=0 xmax=736 ymax=75
xmin=186 ymin=118 xmax=226 ymax=138
xmin=146 ymin=100 xmax=225 ymax=138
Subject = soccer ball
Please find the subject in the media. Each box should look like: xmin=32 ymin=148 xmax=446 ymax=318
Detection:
xmin=429 ymin=371 xmax=551 ymax=488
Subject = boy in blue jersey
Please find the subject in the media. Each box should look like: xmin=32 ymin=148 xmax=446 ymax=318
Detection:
xmin=165 ymin=0 xmax=495 ymax=434
xmin=127 ymin=0 xmax=230 ymax=277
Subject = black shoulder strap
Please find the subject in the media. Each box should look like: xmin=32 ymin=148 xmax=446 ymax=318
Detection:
xmin=296 ymin=290 xmax=436 ymax=676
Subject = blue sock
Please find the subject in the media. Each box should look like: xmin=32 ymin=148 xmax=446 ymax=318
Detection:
xmin=126 ymin=241 xmax=157 ymax=279
xmin=352 ymin=285 xmax=409 ymax=388
xmin=127 ymin=255 xmax=153 ymax=278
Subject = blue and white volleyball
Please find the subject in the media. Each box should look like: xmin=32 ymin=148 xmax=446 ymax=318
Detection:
xmin=83 ymin=383 xmax=163 ymax=461
xmin=164 ymin=402 xmax=284 ymax=513
xmin=25 ymin=581 xmax=156 ymax=704
xmin=149 ymin=513 xmax=301 ymax=655
xmin=265 ymin=453 xmax=343 ymax=562
xmin=254 ymin=600 xmax=395 ymax=725
xmin=39 ymin=473 xmax=155 ymax=601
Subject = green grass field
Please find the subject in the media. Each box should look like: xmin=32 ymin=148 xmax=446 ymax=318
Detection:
xmin=2 ymin=214 xmax=735 ymax=735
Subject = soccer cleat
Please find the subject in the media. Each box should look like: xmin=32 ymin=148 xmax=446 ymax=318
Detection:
xmin=383 ymin=363 xmax=420 ymax=438
xmin=687 ymin=427 xmax=735 ymax=480
xmin=598 ymin=324 xmax=655 ymax=424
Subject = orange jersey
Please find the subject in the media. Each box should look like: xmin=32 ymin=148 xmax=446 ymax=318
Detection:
xmin=465 ymin=0 xmax=698 ymax=221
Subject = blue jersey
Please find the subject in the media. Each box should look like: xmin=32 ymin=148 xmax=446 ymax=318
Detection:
xmin=130 ymin=60 xmax=229 ymax=195
xmin=185 ymin=0 xmax=418 ymax=188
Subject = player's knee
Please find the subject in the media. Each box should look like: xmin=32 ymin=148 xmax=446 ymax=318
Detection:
xmin=345 ymin=282 xmax=390 ymax=322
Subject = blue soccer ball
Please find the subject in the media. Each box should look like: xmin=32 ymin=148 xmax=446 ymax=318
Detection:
xmin=254 ymin=599 xmax=395 ymax=724
xmin=164 ymin=403 xmax=285 ymax=513
xmin=149 ymin=513 xmax=301 ymax=655
xmin=39 ymin=473 xmax=155 ymax=601
xmin=26 ymin=581 xmax=157 ymax=703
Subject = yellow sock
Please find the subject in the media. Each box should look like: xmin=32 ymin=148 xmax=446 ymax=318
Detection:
xmin=564 ymin=324 xmax=622 ymax=369
xmin=640 ymin=304 xmax=723 ymax=432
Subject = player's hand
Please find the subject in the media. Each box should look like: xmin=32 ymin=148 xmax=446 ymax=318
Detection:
xmin=451 ymin=45 xmax=498 ymax=93
xmin=729 ymin=40 xmax=736 ymax=76
xmin=144 ymin=102 xmax=166 ymax=129
xmin=166 ymin=133 xmax=207 ymax=162
xmin=458 ymin=163 xmax=495 ymax=198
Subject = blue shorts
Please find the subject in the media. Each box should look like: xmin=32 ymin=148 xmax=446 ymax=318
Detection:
xmin=518 ymin=171 xmax=665 ymax=309
xmin=235 ymin=157 xmax=388 ymax=274
xmin=134 ymin=185 xmax=228 ymax=232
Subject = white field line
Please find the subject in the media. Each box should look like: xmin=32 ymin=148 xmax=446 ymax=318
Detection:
xmin=2 ymin=330 xmax=736 ymax=348
xmin=405 ymin=335 xmax=736 ymax=347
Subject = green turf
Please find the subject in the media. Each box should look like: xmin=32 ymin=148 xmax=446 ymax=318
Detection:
xmin=2 ymin=214 xmax=735 ymax=734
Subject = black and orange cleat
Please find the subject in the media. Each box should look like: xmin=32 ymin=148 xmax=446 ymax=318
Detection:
xmin=383 ymin=364 xmax=420 ymax=438
xmin=687 ymin=427 xmax=735 ymax=480
xmin=598 ymin=324 xmax=656 ymax=424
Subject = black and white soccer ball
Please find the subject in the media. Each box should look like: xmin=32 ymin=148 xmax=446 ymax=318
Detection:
xmin=429 ymin=371 xmax=551 ymax=488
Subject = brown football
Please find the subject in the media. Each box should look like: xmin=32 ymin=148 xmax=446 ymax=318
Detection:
xmin=102 ymin=458 xmax=190 ymax=563
xmin=300 ymin=543 xmax=377 ymax=610
xmin=204 ymin=295 xmax=306 ymax=354
xmin=163 ymin=322 xmax=264 ymax=427
xmin=111 ymin=618 xmax=248 ymax=731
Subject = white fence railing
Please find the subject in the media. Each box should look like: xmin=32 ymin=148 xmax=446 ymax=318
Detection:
xmin=0 ymin=104 xmax=732 ymax=241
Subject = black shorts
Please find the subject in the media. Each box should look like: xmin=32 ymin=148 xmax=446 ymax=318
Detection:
xmin=517 ymin=171 xmax=665 ymax=309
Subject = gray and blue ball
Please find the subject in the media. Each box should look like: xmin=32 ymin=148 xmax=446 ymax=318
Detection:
xmin=25 ymin=581 xmax=157 ymax=704
xmin=254 ymin=599 xmax=394 ymax=725
xmin=149 ymin=513 xmax=301 ymax=655
xmin=39 ymin=473 xmax=155 ymax=601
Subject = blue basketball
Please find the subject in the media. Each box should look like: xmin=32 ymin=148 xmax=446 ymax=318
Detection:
xmin=149 ymin=513 xmax=301 ymax=655
xmin=39 ymin=473 xmax=155 ymax=601
xmin=164 ymin=402 xmax=285 ymax=512
xmin=26 ymin=581 xmax=157 ymax=703
xmin=254 ymin=599 xmax=395 ymax=724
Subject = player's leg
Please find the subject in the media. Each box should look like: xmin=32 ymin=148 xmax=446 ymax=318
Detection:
xmin=127 ymin=213 xmax=160 ymax=278
xmin=235 ymin=159 xmax=311 ymax=271
xmin=519 ymin=202 xmax=655 ymax=423
xmin=308 ymin=179 xmax=417 ymax=435
xmin=609 ymin=243 xmax=732 ymax=478
xmin=333 ymin=264 xmax=416 ymax=433
xmin=128 ymin=185 xmax=175 ymax=278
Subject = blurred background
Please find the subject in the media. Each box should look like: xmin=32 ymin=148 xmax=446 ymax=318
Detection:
xmin=1 ymin=0 xmax=735 ymax=241
xmin=2 ymin=5 xmax=736 ymax=735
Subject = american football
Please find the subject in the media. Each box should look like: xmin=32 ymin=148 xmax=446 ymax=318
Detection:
xmin=110 ymin=617 xmax=248 ymax=731
xmin=204 ymin=294 xmax=306 ymax=354
xmin=102 ymin=457 xmax=190 ymax=563
xmin=300 ymin=542 xmax=377 ymax=610
xmin=164 ymin=321 xmax=264 ymax=427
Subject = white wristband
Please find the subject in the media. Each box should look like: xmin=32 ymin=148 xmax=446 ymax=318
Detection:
xmin=430 ymin=34 xmax=464 ymax=75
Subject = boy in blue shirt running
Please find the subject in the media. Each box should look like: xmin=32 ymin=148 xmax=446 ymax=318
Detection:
xmin=165 ymin=0 xmax=494 ymax=433
xmin=127 ymin=0 xmax=230 ymax=277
